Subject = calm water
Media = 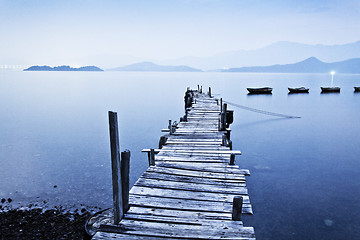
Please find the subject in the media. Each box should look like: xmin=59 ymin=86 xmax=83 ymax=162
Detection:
xmin=1 ymin=71 xmax=359 ymax=239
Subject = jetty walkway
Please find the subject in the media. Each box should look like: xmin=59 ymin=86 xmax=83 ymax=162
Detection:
xmin=86 ymin=87 xmax=255 ymax=239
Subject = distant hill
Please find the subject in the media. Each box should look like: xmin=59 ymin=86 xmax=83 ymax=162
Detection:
xmin=161 ymin=41 xmax=360 ymax=70
xmin=108 ymin=61 xmax=202 ymax=72
xmin=24 ymin=65 xmax=104 ymax=71
xmin=221 ymin=57 xmax=360 ymax=73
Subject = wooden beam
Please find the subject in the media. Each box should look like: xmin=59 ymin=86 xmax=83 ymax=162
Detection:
xmin=108 ymin=111 xmax=123 ymax=224
xmin=142 ymin=149 xmax=241 ymax=155
xmin=232 ymin=196 xmax=243 ymax=221
xmin=121 ymin=150 xmax=130 ymax=213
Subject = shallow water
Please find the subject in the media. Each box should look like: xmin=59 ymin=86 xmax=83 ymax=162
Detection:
xmin=1 ymin=71 xmax=359 ymax=239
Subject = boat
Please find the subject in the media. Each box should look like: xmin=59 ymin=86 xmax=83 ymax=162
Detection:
xmin=354 ymin=87 xmax=360 ymax=92
xmin=288 ymin=87 xmax=309 ymax=93
xmin=321 ymin=87 xmax=340 ymax=93
xmin=247 ymin=87 xmax=272 ymax=94
xmin=321 ymin=71 xmax=340 ymax=93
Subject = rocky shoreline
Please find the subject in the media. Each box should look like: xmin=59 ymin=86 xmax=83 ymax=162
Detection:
xmin=0 ymin=207 xmax=91 ymax=239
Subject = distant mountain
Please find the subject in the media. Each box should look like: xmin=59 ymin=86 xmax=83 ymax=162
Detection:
xmin=160 ymin=41 xmax=360 ymax=70
xmin=24 ymin=65 xmax=104 ymax=71
xmin=221 ymin=57 xmax=360 ymax=73
xmin=108 ymin=61 xmax=202 ymax=72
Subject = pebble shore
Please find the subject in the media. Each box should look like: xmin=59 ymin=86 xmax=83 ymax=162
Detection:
xmin=0 ymin=206 xmax=92 ymax=239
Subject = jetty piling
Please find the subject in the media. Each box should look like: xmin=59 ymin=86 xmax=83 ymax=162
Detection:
xmin=108 ymin=111 xmax=132 ymax=224
xmin=108 ymin=111 xmax=123 ymax=224
xmin=232 ymin=196 xmax=244 ymax=221
xmin=87 ymin=87 xmax=255 ymax=239
xmin=120 ymin=150 xmax=130 ymax=212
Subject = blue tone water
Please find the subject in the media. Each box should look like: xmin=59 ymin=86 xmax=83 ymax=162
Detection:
xmin=0 ymin=71 xmax=359 ymax=239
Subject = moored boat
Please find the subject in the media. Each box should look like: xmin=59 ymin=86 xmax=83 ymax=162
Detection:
xmin=288 ymin=87 xmax=309 ymax=93
xmin=247 ymin=87 xmax=272 ymax=94
xmin=321 ymin=87 xmax=340 ymax=93
xmin=354 ymin=87 xmax=360 ymax=92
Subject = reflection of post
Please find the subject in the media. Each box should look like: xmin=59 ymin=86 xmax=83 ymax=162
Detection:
xmin=108 ymin=111 xmax=123 ymax=224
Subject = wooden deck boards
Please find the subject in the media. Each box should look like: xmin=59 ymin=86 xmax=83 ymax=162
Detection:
xmin=92 ymin=91 xmax=255 ymax=239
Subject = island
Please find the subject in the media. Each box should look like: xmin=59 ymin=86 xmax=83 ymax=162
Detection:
xmin=220 ymin=57 xmax=360 ymax=73
xmin=24 ymin=65 xmax=104 ymax=71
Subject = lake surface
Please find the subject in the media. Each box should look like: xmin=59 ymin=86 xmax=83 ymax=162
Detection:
xmin=1 ymin=71 xmax=359 ymax=239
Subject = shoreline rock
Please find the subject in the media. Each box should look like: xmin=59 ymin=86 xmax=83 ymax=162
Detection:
xmin=0 ymin=208 xmax=91 ymax=239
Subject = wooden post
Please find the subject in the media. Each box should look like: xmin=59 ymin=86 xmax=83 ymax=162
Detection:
xmin=108 ymin=111 xmax=123 ymax=224
xmin=149 ymin=148 xmax=155 ymax=166
xmin=200 ymin=86 xmax=202 ymax=93
xmin=228 ymin=140 xmax=233 ymax=150
xmin=230 ymin=154 xmax=235 ymax=165
xmin=222 ymin=135 xmax=227 ymax=146
xmin=197 ymin=84 xmax=200 ymax=92
xmin=232 ymin=196 xmax=243 ymax=221
xmin=159 ymin=136 xmax=167 ymax=149
xmin=208 ymin=87 xmax=212 ymax=97
xmin=216 ymin=99 xmax=219 ymax=105
xmin=223 ymin=103 xmax=227 ymax=113
xmin=168 ymin=120 xmax=172 ymax=135
xmin=220 ymin=98 xmax=223 ymax=112
xmin=226 ymin=129 xmax=231 ymax=140
xmin=121 ymin=150 xmax=130 ymax=212
xmin=222 ymin=103 xmax=227 ymax=130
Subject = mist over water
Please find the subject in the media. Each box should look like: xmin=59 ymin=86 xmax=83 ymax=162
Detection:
xmin=1 ymin=71 xmax=359 ymax=239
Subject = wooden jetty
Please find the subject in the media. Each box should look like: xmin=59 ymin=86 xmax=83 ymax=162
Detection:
xmin=85 ymin=86 xmax=255 ymax=239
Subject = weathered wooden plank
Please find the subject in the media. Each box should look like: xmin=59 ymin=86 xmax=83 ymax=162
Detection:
xmin=142 ymin=149 xmax=241 ymax=155
xmin=130 ymin=186 xmax=250 ymax=203
xmin=155 ymin=155 xmax=228 ymax=161
xmin=147 ymin=166 xmax=246 ymax=180
xmin=100 ymin=215 xmax=253 ymax=233
xmin=94 ymin=228 xmax=255 ymax=240
xmin=161 ymin=146 xmax=228 ymax=150
xmin=97 ymin=220 xmax=255 ymax=239
xmin=123 ymin=213 xmax=244 ymax=226
xmin=134 ymin=178 xmax=248 ymax=195
xmin=156 ymin=153 xmax=232 ymax=160
xmin=165 ymin=141 xmax=221 ymax=145
xmin=127 ymin=206 xmax=233 ymax=220
xmin=154 ymin=161 xmax=238 ymax=169
xmin=156 ymin=162 xmax=244 ymax=172
xmin=167 ymin=134 xmax=225 ymax=139
xmin=155 ymin=158 xmax=227 ymax=163
xmin=128 ymin=195 xmax=252 ymax=214
xmin=140 ymin=171 xmax=246 ymax=187
xmin=165 ymin=141 xmax=222 ymax=145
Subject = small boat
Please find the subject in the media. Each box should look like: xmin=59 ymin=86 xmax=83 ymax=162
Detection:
xmin=354 ymin=87 xmax=360 ymax=92
xmin=247 ymin=87 xmax=272 ymax=94
xmin=288 ymin=87 xmax=309 ymax=93
xmin=321 ymin=87 xmax=341 ymax=93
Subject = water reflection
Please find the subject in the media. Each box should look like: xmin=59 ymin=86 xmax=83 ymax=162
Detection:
xmin=237 ymin=118 xmax=292 ymax=128
xmin=1 ymin=71 xmax=360 ymax=240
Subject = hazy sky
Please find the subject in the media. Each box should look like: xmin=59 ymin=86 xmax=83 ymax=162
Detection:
xmin=1 ymin=0 xmax=360 ymax=66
